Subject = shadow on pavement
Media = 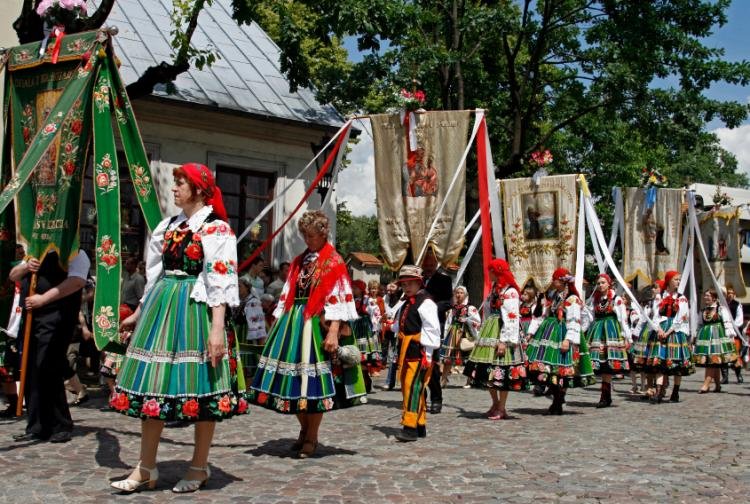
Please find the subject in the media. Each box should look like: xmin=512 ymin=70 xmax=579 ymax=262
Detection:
xmin=370 ymin=424 xmax=402 ymax=439
xmin=107 ymin=460 xmax=242 ymax=491
xmin=246 ymin=438 xmax=356 ymax=458
xmin=511 ymin=407 xmax=582 ymax=416
xmin=364 ymin=397 xmax=404 ymax=409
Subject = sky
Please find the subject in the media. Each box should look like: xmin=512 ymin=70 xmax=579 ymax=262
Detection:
xmin=336 ymin=1 xmax=750 ymax=217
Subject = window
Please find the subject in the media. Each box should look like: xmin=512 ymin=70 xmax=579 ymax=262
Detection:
xmin=216 ymin=166 xmax=276 ymax=261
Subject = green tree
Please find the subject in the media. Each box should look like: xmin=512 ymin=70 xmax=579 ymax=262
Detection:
xmin=334 ymin=202 xmax=380 ymax=258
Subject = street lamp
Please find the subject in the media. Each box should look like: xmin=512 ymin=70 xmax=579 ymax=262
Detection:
xmin=311 ymin=136 xmax=334 ymax=204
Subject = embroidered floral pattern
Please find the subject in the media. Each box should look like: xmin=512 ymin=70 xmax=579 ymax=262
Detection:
xmin=131 ymin=164 xmax=152 ymax=198
xmin=208 ymin=259 xmax=236 ymax=276
xmin=96 ymin=235 xmax=119 ymax=272
xmin=93 ymin=80 xmax=110 ymax=113
xmin=94 ymin=153 xmax=117 ymax=193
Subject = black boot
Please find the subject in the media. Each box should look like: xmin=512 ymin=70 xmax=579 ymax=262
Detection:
xmin=395 ymin=427 xmax=418 ymax=442
xmin=721 ymin=367 xmax=729 ymax=384
xmin=0 ymin=395 xmax=18 ymax=418
xmin=547 ymin=386 xmax=564 ymax=415
xmin=596 ymin=382 xmax=612 ymax=408
xmin=416 ymin=425 xmax=427 ymax=438
xmin=735 ymin=367 xmax=744 ymax=384
xmin=429 ymin=401 xmax=442 ymax=414
xmin=669 ymin=384 xmax=680 ymax=403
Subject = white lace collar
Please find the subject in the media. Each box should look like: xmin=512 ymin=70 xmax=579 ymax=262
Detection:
xmin=167 ymin=205 xmax=214 ymax=233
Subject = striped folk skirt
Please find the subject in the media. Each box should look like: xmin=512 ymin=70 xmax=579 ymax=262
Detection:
xmin=645 ymin=318 xmax=695 ymax=376
xmin=441 ymin=321 xmax=468 ymax=365
xmin=587 ymin=315 xmax=630 ymax=375
xmin=463 ymin=315 xmax=528 ymax=391
xmin=111 ymin=275 xmax=248 ymax=421
xmin=352 ymin=315 xmax=383 ymax=371
xmin=526 ymin=316 xmax=595 ymax=388
xmin=247 ymin=299 xmax=367 ymax=414
xmin=693 ymin=321 xmax=738 ymax=367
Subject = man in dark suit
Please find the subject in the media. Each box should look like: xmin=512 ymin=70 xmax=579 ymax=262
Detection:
xmin=421 ymin=248 xmax=452 ymax=414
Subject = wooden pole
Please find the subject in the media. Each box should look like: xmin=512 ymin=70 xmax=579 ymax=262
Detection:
xmin=15 ymin=273 xmax=37 ymax=417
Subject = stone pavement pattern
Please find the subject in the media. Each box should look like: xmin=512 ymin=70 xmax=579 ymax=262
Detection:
xmin=0 ymin=372 xmax=748 ymax=503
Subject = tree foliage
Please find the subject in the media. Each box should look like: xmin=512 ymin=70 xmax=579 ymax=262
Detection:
xmin=334 ymin=202 xmax=380 ymax=259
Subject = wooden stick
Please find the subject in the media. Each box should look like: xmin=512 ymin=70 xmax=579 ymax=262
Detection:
xmin=16 ymin=273 xmax=37 ymax=417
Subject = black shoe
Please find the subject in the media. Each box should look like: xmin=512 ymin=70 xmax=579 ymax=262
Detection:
xmin=736 ymin=370 xmax=744 ymax=384
xmin=71 ymin=394 xmax=89 ymax=407
xmin=596 ymin=398 xmax=612 ymax=408
xmin=49 ymin=431 xmax=72 ymax=443
xmin=532 ymin=385 xmax=545 ymax=397
xmin=395 ymin=427 xmax=418 ymax=442
xmin=669 ymin=389 xmax=680 ymax=403
xmin=12 ymin=432 xmax=46 ymax=443
xmin=720 ymin=370 xmax=729 ymax=384
xmin=416 ymin=425 xmax=426 ymax=438
xmin=429 ymin=401 xmax=442 ymax=414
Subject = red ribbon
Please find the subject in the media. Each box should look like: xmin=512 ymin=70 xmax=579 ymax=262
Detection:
xmin=238 ymin=123 xmax=351 ymax=273
xmin=476 ymin=117 xmax=492 ymax=298
xmin=51 ymin=26 xmax=64 ymax=64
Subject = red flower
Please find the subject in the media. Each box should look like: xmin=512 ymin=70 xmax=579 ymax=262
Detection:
xmin=35 ymin=200 xmax=44 ymax=215
xmin=182 ymin=399 xmax=200 ymax=418
xmin=192 ymin=233 xmax=201 ymax=242
xmin=217 ymin=394 xmax=232 ymax=413
xmin=256 ymin=392 xmax=268 ymax=405
xmin=64 ymin=142 xmax=73 ymax=153
xmin=185 ymin=243 xmax=202 ymax=261
xmin=229 ymin=357 xmax=237 ymax=374
xmin=344 ymin=294 xmax=353 ymax=302
xmin=164 ymin=231 xmax=173 ymax=241
xmin=327 ymin=295 xmax=338 ymax=305
xmin=205 ymin=225 xmax=216 ymax=234
xmin=101 ymin=254 xmax=117 ymax=266
xmin=63 ymin=160 xmax=75 ymax=175
xmin=100 ymin=238 xmax=112 ymax=252
xmin=141 ymin=398 xmax=161 ymax=417
xmin=110 ymin=392 xmax=130 ymax=411
xmin=213 ymin=261 xmax=228 ymax=274
xmin=507 ymin=312 xmax=518 ymax=319
xmin=237 ymin=398 xmax=248 ymax=414
xmin=96 ymin=172 xmax=109 ymax=188
xmin=22 ymin=127 xmax=30 ymax=143
xmin=573 ymin=350 xmax=580 ymax=361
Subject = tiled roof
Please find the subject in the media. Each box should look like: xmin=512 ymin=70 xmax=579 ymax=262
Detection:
xmin=107 ymin=0 xmax=345 ymax=128
xmin=347 ymin=252 xmax=383 ymax=267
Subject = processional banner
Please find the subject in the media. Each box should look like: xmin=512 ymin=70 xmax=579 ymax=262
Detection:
xmin=698 ymin=207 xmax=745 ymax=297
xmin=622 ymin=187 xmax=683 ymax=285
xmin=501 ymin=174 xmax=578 ymax=290
xmin=370 ymin=111 xmax=471 ymax=269
xmin=0 ymin=30 xmax=162 ymax=351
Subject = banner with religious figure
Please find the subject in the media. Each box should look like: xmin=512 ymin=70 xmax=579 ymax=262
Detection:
xmin=0 ymin=29 xmax=162 ymax=351
xmin=501 ymin=174 xmax=579 ymax=289
xmin=698 ymin=206 xmax=746 ymax=297
xmin=622 ymin=187 xmax=684 ymax=285
xmin=370 ymin=111 xmax=471 ymax=269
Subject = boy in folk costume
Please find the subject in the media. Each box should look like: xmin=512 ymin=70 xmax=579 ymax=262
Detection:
xmin=392 ymin=265 xmax=441 ymax=442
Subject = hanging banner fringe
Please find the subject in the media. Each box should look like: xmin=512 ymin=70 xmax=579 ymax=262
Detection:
xmin=237 ymin=122 xmax=352 ymax=273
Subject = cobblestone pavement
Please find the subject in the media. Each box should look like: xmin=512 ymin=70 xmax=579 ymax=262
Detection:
xmin=0 ymin=372 xmax=748 ymax=503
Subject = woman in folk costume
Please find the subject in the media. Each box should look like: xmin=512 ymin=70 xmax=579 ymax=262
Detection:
xmin=624 ymin=293 xmax=646 ymax=394
xmin=247 ymin=210 xmax=366 ymax=458
xmin=526 ymin=267 xmax=595 ymax=415
xmin=631 ymin=280 xmax=663 ymax=398
xmin=694 ymin=288 xmax=738 ymax=393
xmin=110 ymin=163 xmax=245 ymax=494
xmin=464 ymin=259 xmax=527 ymax=420
xmin=585 ymin=273 xmax=631 ymax=408
xmin=351 ymin=279 xmax=383 ymax=392
xmin=440 ymin=286 xmax=481 ymax=387
xmin=645 ymin=270 xmax=694 ymax=403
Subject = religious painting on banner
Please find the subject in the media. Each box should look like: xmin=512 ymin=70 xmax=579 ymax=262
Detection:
xmin=698 ymin=207 xmax=745 ymax=297
xmin=622 ymin=187 xmax=684 ymax=285
xmin=370 ymin=111 xmax=471 ymax=269
xmin=501 ymin=174 xmax=578 ymax=290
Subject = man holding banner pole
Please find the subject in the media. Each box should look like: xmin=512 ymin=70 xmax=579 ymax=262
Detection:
xmin=10 ymin=250 xmax=89 ymax=443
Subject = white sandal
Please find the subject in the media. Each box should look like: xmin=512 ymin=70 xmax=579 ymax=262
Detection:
xmin=110 ymin=462 xmax=158 ymax=493
xmin=172 ymin=465 xmax=211 ymax=493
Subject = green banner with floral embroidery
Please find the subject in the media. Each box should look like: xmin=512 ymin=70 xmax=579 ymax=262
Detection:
xmin=0 ymin=29 xmax=163 ymax=352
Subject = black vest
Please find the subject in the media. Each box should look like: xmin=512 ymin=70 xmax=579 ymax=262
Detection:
xmin=398 ymin=290 xmax=432 ymax=360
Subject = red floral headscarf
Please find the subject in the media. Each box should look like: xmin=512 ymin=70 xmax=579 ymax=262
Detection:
xmin=663 ymin=270 xmax=679 ymax=290
xmin=552 ymin=267 xmax=580 ymax=298
xmin=488 ymin=258 xmax=520 ymax=293
xmin=174 ymin=163 xmax=228 ymax=222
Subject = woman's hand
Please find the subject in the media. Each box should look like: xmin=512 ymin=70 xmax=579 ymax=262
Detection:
xmin=560 ymin=339 xmax=571 ymax=353
xmin=657 ymin=330 xmax=667 ymax=341
xmin=495 ymin=342 xmax=507 ymax=357
xmin=119 ymin=307 xmax=141 ymax=342
xmin=208 ymin=325 xmax=227 ymax=368
xmin=26 ymin=258 xmax=41 ymax=273
xmin=324 ymin=320 xmax=340 ymax=353
xmin=24 ymin=293 xmax=47 ymax=310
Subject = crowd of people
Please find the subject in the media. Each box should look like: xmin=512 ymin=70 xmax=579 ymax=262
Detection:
xmin=0 ymin=162 xmax=748 ymax=494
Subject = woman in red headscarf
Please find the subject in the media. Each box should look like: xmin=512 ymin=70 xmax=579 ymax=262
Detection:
xmin=110 ymin=163 xmax=246 ymax=494
xmin=630 ymin=280 xmax=663 ymax=398
xmin=464 ymin=258 xmax=527 ymax=419
xmin=525 ymin=268 xmax=595 ymax=415
xmin=644 ymin=270 xmax=694 ymax=402
xmin=351 ymin=278 xmax=383 ymax=392
xmin=585 ymin=273 xmax=631 ymax=408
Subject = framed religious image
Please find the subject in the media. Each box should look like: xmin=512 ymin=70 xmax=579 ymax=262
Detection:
xmin=522 ymin=191 xmax=558 ymax=240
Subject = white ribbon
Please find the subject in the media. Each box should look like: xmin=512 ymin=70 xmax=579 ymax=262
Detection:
xmin=321 ymin=126 xmax=352 ymax=209
xmin=454 ymin=225 xmax=483 ymax=288
xmin=237 ymin=119 xmax=352 ymax=243
xmin=608 ymin=187 xmax=624 ymax=256
xmin=399 ymin=110 xmax=418 ymax=151
xmin=574 ymin=187 xmax=586 ymax=296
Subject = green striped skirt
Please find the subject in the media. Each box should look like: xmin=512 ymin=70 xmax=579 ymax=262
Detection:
xmin=111 ymin=275 xmax=248 ymax=421
xmin=693 ymin=321 xmax=738 ymax=367
xmin=645 ymin=318 xmax=695 ymax=376
xmin=440 ymin=321 xmax=467 ymax=364
xmin=464 ymin=315 xmax=528 ymax=391
xmin=247 ymin=299 xmax=367 ymax=414
xmin=352 ymin=314 xmax=383 ymax=369
xmin=587 ymin=315 xmax=630 ymax=375
xmin=526 ymin=316 xmax=595 ymax=388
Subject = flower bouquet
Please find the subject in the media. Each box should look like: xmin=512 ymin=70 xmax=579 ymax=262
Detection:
xmin=395 ymin=88 xmax=426 ymax=111
xmin=36 ymin=0 xmax=88 ymax=62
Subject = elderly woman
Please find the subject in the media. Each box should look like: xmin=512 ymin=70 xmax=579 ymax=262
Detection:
xmin=247 ymin=210 xmax=365 ymax=458
xmin=110 ymin=163 xmax=245 ymax=494
xmin=526 ymin=268 xmax=595 ymax=415
xmin=464 ymin=259 xmax=526 ymax=419
xmin=440 ymin=286 xmax=481 ymax=386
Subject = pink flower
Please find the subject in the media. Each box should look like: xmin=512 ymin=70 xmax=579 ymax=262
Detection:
xmin=141 ymin=399 xmax=161 ymax=417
